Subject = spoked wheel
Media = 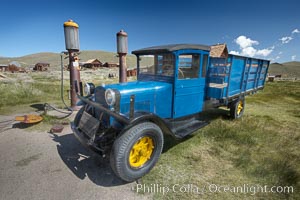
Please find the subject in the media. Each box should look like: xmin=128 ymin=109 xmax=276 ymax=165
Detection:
xmin=230 ymin=98 xmax=245 ymax=119
xmin=110 ymin=122 xmax=164 ymax=182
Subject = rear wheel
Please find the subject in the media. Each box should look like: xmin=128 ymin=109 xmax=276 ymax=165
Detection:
xmin=110 ymin=122 xmax=163 ymax=182
xmin=230 ymin=98 xmax=245 ymax=119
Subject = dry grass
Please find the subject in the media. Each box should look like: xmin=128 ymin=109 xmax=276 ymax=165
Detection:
xmin=141 ymin=81 xmax=300 ymax=200
xmin=0 ymin=68 xmax=133 ymax=114
xmin=0 ymin=71 xmax=299 ymax=199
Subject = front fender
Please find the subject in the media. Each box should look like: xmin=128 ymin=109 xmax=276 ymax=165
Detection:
xmin=120 ymin=111 xmax=174 ymax=137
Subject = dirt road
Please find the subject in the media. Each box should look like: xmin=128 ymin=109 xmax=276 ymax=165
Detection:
xmin=0 ymin=114 xmax=150 ymax=200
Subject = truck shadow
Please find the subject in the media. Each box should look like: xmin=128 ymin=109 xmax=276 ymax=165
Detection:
xmin=49 ymin=108 xmax=229 ymax=185
xmin=49 ymin=132 xmax=127 ymax=187
xmin=163 ymin=108 xmax=230 ymax=153
xmin=198 ymin=108 xmax=231 ymax=121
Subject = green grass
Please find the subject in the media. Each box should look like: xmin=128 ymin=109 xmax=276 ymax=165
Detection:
xmin=141 ymin=81 xmax=300 ymax=200
xmin=0 ymin=80 xmax=65 ymax=114
xmin=0 ymin=71 xmax=127 ymax=114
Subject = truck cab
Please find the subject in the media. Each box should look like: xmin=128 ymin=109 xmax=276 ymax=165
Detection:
xmin=133 ymin=44 xmax=209 ymax=118
xmin=71 ymin=44 xmax=269 ymax=182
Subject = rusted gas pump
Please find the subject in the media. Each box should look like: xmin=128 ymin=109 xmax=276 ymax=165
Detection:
xmin=63 ymin=19 xmax=81 ymax=109
xmin=116 ymin=30 xmax=128 ymax=83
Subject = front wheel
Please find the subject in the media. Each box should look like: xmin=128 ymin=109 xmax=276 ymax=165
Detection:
xmin=110 ymin=122 xmax=164 ymax=182
xmin=230 ymin=98 xmax=245 ymax=119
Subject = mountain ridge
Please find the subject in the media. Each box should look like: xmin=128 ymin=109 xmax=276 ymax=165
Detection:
xmin=0 ymin=51 xmax=299 ymax=77
xmin=0 ymin=50 xmax=138 ymax=69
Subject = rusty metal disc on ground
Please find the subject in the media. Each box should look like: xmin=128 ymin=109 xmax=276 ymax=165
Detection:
xmin=15 ymin=115 xmax=43 ymax=124
xmin=50 ymin=124 xmax=64 ymax=133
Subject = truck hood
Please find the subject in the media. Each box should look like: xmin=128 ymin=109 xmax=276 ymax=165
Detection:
xmin=104 ymin=81 xmax=173 ymax=118
xmin=104 ymin=81 xmax=172 ymax=96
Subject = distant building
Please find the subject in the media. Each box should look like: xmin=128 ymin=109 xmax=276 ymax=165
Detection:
xmin=0 ymin=64 xmax=8 ymax=72
xmin=268 ymin=75 xmax=275 ymax=82
xmin=8 ymin=65 xmax=21 ymax=73
xmin=34 ymin=62 xmax=50 ymax=71
xmin=127 ymin=68 xmax=137 ymax=77
xmin=81 ymin=59 xmax=102 ymax=69
xmin=210 ymin=44 xmax=228 ymax=58
xmin=103 ymin=62 xmax=119 ymax=68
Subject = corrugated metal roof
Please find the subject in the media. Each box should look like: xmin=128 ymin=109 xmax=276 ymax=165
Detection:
xmin=85 ymin=59 xmax=102 ymax=64
xmin=132 ymin=44 xmax=211 ymax=54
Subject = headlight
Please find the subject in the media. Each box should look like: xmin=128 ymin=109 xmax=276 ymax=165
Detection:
xmin=84 ymin=83 xmax=95 ymax=96
xmin=105 ymin=89 xmax=116 ymax=106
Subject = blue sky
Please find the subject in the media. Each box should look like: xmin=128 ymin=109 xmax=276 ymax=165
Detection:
xmin=0 ymin=0 xmax=299 ymax=62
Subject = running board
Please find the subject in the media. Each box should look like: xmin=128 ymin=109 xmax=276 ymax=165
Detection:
xmin=165 ymin=117 xmax=209 ymax=139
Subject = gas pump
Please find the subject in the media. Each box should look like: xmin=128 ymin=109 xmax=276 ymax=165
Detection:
xmin=63 ymin=19 xmax=81 ymax=109
xmin=116 ymin=30 xmax=128 ymax=83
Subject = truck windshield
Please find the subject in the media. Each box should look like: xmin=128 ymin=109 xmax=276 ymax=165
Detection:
xmin=138 ymin=53 xmax=174 ymax=76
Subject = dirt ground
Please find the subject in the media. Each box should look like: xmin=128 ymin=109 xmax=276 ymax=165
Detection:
xmin=0 ymin=113 xmax=150 ymax=200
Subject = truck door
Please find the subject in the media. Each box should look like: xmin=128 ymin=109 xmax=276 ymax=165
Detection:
xmin=173 ymin=51 xmax=209 ymax=118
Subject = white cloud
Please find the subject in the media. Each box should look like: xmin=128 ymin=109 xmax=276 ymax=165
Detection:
xmin=235 ymin=36 xmax=259 ymax=48
xmin=241 ymin=46 xmax=257 ymax=57
xmin=279 ymin=36 xmax=293 ymax=44
xmin=229 ymin=50 xmax=240 ymax=55
xmin=231 ymin=35 xmax=273 ymax=57
xmin=278 ymin=51 xmax=283 ymax=55
xmin=256 ymin=48 xmax=273 ymax=57
xmin=292 ymin=29 xmax=300 ymax=34
xmin=275 ymin=56 xmax=280 ymax=60
xmin=291 ymin=55 xmax=296 ymax=60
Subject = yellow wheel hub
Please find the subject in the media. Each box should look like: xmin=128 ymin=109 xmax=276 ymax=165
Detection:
xmin=129 ymin=136 xmax=154 ymax=168
xmin=237 ymin=101 xmax=243 ymax=115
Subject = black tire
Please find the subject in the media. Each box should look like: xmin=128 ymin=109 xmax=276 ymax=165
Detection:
xmin=230 ymin=98 xmax=245 ymax=119
xmin=110 ymin=122 xmax=164 ymax=182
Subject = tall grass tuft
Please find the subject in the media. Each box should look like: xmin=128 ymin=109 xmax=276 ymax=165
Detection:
xmin=0 ymin=82 xmax=42 ymax=108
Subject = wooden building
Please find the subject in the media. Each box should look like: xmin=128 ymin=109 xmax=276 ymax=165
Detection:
xmin=8 ymin=64 xmax=21 ymax=73
xmin=0 ymin=64 xmax=8 ymax=72
xmin=210 ymin=44 xmax=228 ymax=58
xmin=34 ymin=62 xmax=50 ymax=71
xmin=81 ymin=59 xmax=102 ymax=69
xmin=103 ymin=62 xmax=119 ymax=68
xmin=127 ymin=68 xmax=137 ymax=77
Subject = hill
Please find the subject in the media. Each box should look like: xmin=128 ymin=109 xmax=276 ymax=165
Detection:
xmin=0 ymin=51 xmax=138 ymax=70
xmin=1 ymin=52 xmax=299 ymax=77
xmin=269 ymin=61 xmax=300 ymax=77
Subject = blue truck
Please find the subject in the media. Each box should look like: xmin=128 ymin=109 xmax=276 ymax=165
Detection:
xmin=71 ymin=44 xmax=269 ymax=182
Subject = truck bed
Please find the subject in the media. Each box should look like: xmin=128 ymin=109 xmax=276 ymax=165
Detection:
xmin=207 ymin=54 xmax=269 ymax=101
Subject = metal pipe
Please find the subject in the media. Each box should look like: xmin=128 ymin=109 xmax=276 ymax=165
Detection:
xmin=69 ymin=51 xmax=81 ymax=109
xmin=119 ymin=53 xmax=127 ymax=83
